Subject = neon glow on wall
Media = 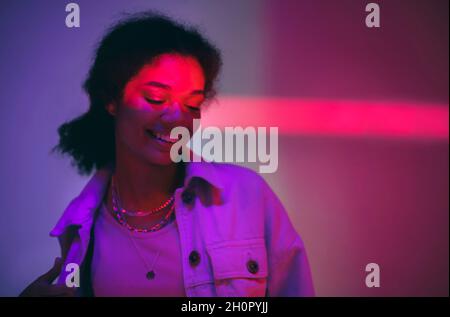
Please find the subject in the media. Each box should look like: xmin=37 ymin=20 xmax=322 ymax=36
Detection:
xmin=202 ymin=96 xmax=449 ymax=141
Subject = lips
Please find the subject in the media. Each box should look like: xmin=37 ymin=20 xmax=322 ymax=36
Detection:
xmin=145 ymin=129 xmax=178 ymax=144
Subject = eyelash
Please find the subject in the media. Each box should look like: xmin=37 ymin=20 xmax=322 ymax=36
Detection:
xmin=145 ymin=98 xmax=165 ymax=105
xmin=186 ymin=105 xmax=200 ymax=112
xmin=145 ymin=98 xmax=200 ymax=111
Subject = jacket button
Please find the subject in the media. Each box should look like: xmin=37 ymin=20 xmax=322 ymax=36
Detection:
xmin=182 ymin=190 xmax=195 ymax=204
xmin=247 ymin=260 xmax=259 ymax=274
xmin=189 ymin=250 xmax=201 ymax=267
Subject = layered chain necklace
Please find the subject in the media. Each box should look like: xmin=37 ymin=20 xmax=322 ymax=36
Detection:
xmin=110 ymin=175 xmax=176 ymax=233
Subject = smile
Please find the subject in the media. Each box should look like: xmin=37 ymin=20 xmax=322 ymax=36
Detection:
xmin=145 ymin=129 xmax=178 ymax=144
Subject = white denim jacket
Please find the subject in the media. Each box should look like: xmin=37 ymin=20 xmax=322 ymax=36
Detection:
xmin=50 ymin=162 xmax=315 ymax=297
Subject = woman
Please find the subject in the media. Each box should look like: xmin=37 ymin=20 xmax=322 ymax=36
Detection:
xmin=20 ymin=12 xmax=314 ymax=297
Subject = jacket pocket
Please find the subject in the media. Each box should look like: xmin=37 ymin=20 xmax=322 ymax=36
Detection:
xmin=206 ymin=238 xmax=268 ymax=297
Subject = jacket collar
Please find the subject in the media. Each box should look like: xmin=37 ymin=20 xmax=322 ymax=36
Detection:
xmin=185 ymin=161 xmax=223 ymax=191
xmin=50 ymin=161 xmax=223 ymax=237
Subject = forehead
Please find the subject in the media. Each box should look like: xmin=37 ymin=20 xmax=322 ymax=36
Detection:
xmin=130 ymin=53 xmax=205 ymax=91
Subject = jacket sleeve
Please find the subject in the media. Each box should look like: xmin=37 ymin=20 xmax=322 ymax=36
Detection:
xmin=260 ymin=177 xmax=315 ymax=297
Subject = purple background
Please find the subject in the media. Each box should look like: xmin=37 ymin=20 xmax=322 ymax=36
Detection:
xmin=0 ymin=0 xmax=448 ymax=296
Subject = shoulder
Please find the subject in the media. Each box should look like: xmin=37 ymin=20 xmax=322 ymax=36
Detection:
xmin=195 ymin=162 xmax=278 ymax=208
xmin=202 ymin=162 xmax=268 ymax=189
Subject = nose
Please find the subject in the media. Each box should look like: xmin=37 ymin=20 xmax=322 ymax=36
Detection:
xmin=161 ymin=101 xmax=183 ymax=123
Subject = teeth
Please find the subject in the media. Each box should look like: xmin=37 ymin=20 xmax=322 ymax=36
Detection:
xmin=156 ymin=133 xmax=172 ymax=142
xmin=150 ymin=131 xmax=176 ymax=143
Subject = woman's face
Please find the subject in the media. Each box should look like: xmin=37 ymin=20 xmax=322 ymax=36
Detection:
xmin=107 ymin=53 xmax=205 ymax=165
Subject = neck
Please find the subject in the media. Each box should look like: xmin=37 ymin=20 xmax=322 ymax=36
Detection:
xmin=111 ymin=151 xmax=184 ymax=211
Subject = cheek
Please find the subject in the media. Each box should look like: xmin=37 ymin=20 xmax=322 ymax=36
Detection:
xmin=115 ymin=105 xmax=157 ymax=141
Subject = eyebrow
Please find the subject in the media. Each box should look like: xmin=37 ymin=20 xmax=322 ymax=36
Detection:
xmin=145 ymin=81 xmax=205 ymax=96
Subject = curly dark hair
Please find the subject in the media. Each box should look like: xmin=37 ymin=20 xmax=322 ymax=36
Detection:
xmin=53 ymin=12 xmax=222 ymax=175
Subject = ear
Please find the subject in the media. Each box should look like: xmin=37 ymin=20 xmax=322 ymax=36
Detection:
xmin=105 ymin=102 xmax=117 ymax=116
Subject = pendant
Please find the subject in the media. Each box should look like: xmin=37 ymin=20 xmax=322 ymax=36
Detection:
xmin=146 ymin=271 xmax=155 ymax=280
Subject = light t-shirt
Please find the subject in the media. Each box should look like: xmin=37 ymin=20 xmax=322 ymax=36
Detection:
xmin=90 ymin=202 xmax=186 ymax=297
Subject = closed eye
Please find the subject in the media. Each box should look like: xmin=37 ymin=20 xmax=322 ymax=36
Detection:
xmin=145 ymin=98 xmax=165 ymax=105
xmin=186 ymin=105 xmax=201 ymax=111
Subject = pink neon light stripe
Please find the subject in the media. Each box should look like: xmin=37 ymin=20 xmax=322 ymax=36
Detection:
xmin=201 ymin=96 xmax=449 ymax=140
